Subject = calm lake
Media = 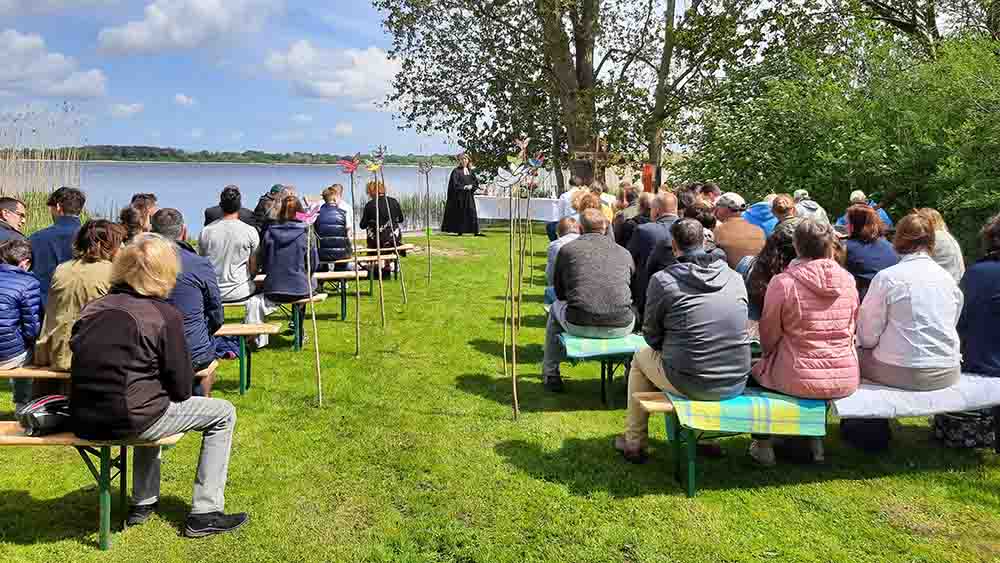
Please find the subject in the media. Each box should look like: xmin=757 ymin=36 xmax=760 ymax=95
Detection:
xmin=79 ymin=161 xmax=457 ymax=235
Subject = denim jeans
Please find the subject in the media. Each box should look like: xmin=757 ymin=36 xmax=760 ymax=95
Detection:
xmin=2 ymin=351 xmax=31 ymax=405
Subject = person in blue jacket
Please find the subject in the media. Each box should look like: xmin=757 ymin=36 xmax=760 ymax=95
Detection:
xmin=29 ymin=187 xmax=85 ymax=308
xmin=0 ymin=240 xmax=42 ymax=412
xmin=836 ymin=190 xmax=894 ymax=229
xmin=151 ymin=209 xmax=224 ymax=397
xmin=743 ymin=194 xmax=778 ymax=237
xmin=959 ymin=214 xmax=1000 ymax=377
xmin=315 ymin=185 xmax=353 ymax=269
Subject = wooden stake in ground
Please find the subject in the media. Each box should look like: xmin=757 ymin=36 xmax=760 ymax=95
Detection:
xmin=366 ymin=154 xmax=387 ymax=328
xmin=418 ymin=159 xmax=433 ymax=282
xmin=508 ymin=178 xmax=520 ymax=420
xmin=336 ymin=156 xmax=363 ymax=357
xmin=306 ymin=225 xmax=323 ymax=406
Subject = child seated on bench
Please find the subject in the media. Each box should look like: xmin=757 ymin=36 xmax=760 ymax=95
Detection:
xmin=70 ymin=234 xmax=248 ymax=539
xmin=0 ymin=240 xmax=41 ymax=412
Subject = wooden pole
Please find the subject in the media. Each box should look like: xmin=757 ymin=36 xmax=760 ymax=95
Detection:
xmin=373 ymin=170 xmax=386 ymax=328
xmin=379 ymin=163 xmax=407 ymax=305
xmin=426 ymin=169 xmax=432 ymax=281
xmin=509 ymin=182 xmax=520 ymax=420
xmin=305 ymin=225 xmax=323 ymax=406
xmin=349 ymin=171 xmax=361 ymax=357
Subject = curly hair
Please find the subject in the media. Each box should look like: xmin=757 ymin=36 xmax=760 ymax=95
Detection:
xmin=748 ymin=228 xmax=798 ymax=315
xmin=74 ymin=219 xmax=125 ymax=263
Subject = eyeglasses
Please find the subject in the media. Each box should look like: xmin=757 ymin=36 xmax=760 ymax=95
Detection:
xmin=4 ymin=209 xmax=25 ymax=220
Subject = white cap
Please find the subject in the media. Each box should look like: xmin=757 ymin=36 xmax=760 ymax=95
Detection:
xmin=849 ymin=190 xmax=867 ymax=204
xmin=716 ymin=192 xmax=747 ymax=211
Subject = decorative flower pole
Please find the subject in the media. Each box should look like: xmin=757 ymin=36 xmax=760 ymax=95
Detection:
xmin=295 ymin=203 xmax=324 ymax=406
xmin=418 ymin=158 xmax=434 ymax=282
xmin=336 ymin=154 xmax=363 ymax=356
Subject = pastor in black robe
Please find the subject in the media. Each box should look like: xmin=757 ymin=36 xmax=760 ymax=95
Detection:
xmin=441 ymin=166 xmax=480 ymax=235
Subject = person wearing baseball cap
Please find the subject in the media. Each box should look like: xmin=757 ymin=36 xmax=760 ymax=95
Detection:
xmin=714 ymin=192 xmax=765 ymax=270
xmin=836 ymin=190 xmax=894 ymax=229
xmin=793 ymin=189 xmax=830 ymax=225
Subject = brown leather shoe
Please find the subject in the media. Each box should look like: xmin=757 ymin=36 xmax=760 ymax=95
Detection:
xmin=614 ymin=435 xmax=648 ymax=464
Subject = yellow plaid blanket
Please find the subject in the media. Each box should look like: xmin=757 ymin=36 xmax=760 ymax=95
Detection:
xmin=667 ymin=389 xmax=828 ymax=437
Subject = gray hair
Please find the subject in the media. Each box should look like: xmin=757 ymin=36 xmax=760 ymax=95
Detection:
xmin=670 ymin=218 xmax=705 ymax=252
xmin=151 ymin=208 xmax=185 ymax=241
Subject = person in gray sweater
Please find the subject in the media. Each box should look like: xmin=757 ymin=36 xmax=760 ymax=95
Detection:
xmin=616 ymin=219 xmax=751 ymax=462
xmin=543 ymin=209 xmax=636 ymax=392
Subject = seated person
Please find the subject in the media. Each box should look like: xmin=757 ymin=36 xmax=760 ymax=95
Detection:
xmin=543 ymin=209 xmax=635 ymax=393
xmin=152 ymin=209 xmax=224 ymax=397
xmin=628 ymin=193 xmax=680 ymax=324
xmin=118 ymin=205 xmax=146 ymax=244
xmin=743 ymin=194 xmax=779 ymax=237
xmin=360 ymin=181 xmax=404 ymax=251
xmin=204 ymin=185 xmax=258 ymax=229
xmin=844 ymin=204 xmax=899 ymax=301
xmin=744 ymin=225 xmax=798 ymax=321
xmin=770 ymin=194 xmax=802 ymax=238
xmin=750 ymin=220 xmax=860 ymax=465
xmin=858 ymin=213 xmax=963 ymax=391
xmin=836 ymin=190 xmax=893 ymax=229
xmin=611 ymin=184 xmax=639 ymax=244
xmin=70 ymin=234 xmax=248 ymax=538
xmin=713 ymin=192 xmax=765 ymax=270
xmin=34 ymin=220 xmax=123 ymax=374
xmin=644 ymin=202 xmax=727 ymax=287
xmin=0 ymin=240 xmax=41 ymax=412
xmin=316 ymin=185 xmax=353 ymax=268
xmin=245 ymin=196 xmax=318 ymax=348
xmin=616 ymin=192 xmax=652 ymax=250
xmin=958 ymin=213 xmax=1000 ymax=377
xmin=199 ymin=186 xmax=260 ymax=303
xmin=545 ymin=217 xmax=580 ymax=304
xmin=30 ymin=186 xmax=86 ymax=309
xmin=617 ymin=219 xmax=750 ymax=463
xmin=916 ymin=208 xmax=965 ymax=282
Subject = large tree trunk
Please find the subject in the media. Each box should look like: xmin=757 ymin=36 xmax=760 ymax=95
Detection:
xmin=548 ymin=95 xmax=566 ymax=195
xmin=645 ymin=0 xmax=678 ymax=167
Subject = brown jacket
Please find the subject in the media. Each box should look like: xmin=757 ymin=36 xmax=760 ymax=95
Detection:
xmin=34 ymin=259 xmax=113 ymax=371
xmin=714 ymin=217 xmax=766 ymax=270
xmin=70 ymin=286 xmax=194 ymax=440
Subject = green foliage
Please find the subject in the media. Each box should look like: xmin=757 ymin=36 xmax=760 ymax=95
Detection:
xmin=675 ymin=34 xmax=1000 ymax=255
xmin=69 ymin=146 xmax=456 ymax=167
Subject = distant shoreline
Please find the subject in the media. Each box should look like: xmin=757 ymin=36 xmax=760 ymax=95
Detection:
xmin=83 ymin=160 xmax=430 ymax=168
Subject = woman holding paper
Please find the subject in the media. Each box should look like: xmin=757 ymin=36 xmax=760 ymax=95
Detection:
xmin=441 ymin=153 xmax=482 ymax=236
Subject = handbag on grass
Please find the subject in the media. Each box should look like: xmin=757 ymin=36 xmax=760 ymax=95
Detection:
xmin=16 ymin=395 xmax=71 ymax=437
xmin=933 ymin=411 xmax=995 ymax=449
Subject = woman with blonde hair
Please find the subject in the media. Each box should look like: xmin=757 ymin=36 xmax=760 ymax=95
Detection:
xmin=69 ymin=233 xmax=248 ymax=538
xmin=916 ymin=208 xmax=965 ymax=281
xmin=441 ymin=153 xmax=482 ymax=236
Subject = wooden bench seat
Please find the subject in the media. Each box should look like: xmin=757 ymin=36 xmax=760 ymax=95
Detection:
xmin=353 ymin=244 xmax=415 ymax=254
xmin=0 ymin=421 xmax=185 ymax=550
xmin=5 ymin=367 xmax=70 ymax=380
xmin=313 ymin=270 xmax=369 ymax=281
xmin=334 ymin=254 xmax=400 ymax=265
xmin=215 ymin=324 xmax=280 ymax=394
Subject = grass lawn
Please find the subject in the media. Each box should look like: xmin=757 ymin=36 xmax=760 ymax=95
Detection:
xmin=2 ymin=225 xmax=1000 ymax=562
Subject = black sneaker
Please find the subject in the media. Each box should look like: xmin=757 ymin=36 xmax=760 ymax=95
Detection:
xmin=183 ymin=512 xmax=249 ymax=538
xmin=544 ymin=375 xmax=564 ymax=393
xmin=126 ymin=503 xmax=157 ymax=527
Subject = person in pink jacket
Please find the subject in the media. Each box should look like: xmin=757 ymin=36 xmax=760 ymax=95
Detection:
xmin=750 ymin=219 xmax=860 ymax=466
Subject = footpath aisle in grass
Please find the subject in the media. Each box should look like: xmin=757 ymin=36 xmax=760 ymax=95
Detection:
xmin=2 ymin=227 xmax=1000 ymax=562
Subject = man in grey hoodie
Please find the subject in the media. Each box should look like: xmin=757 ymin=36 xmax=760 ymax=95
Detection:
xmin=616 ymin=219 xmax=751 ymax=462
xmin=793 ymin=190 xmax=830 ymax=226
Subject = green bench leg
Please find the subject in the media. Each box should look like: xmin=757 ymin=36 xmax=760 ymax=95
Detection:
xmin=684 ymin=428 xmax=698 ymax=498
xmin=664 ymin=413 xmax=698 ymax=498
xmin=246 ymin=344 xmax=253 ymax=390
xmin=600 ymin=361 xmax=608 ymax=406
xmin=238 ymin=336 xmax=247 ymax=395
xmin=99 ymin=446 xmax=112 ymax=550
xmin=293 ymin=305 xmax=303 ymax=352
xmin=340 ymin=281 xmax=348 ymax=321
xmin=119 ymin=446 xmax=127 ymax=529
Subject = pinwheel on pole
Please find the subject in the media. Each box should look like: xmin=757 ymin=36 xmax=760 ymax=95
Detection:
xmin=335 ymin=154 xmax=363 ymax=356
xmin=418 ymin=158 xmax=434 ymax=282
xmin=294 ymin=203 xmax=325 ymax=406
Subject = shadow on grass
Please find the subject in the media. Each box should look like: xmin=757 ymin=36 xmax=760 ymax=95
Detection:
xmin=468 ymin=339 xmax=544 ymax=364
xmin=496 ymin=424 xmax=1000 ymax=502
xmin=492 ymin=294 xmax=545 ymax=304
xmin=0 ymin=489 xmax=189 ymax=547
xmin=456 ymin=373 xmax=620 ymax=413
xmin=488 ymin=315 xmax=548 ymax=329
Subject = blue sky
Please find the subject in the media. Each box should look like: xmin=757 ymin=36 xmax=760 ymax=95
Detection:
xmin=1 ymin=0 xmax=451 ymax=154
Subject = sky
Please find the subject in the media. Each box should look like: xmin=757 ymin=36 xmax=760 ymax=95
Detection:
xmin=1 ymin=0 xmax=452 ymax=154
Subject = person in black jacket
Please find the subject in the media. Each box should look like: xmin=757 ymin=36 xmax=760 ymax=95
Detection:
xmin=316 ymin=185 xmax=353 ymax=268
xmin=204 ymin=185 xmax=258 ymax=230
xmin=0 ymin=240 xmax=40 ymax=412
xmin=151 ymin=209 xmax=224 ymax=396
xmin=70 ymin=233 xmax=248 ymax=538
xmin=252 ymin=184 xmax=284 ymax=235
xmin=441 ymin=153 xmax=482 ymax=236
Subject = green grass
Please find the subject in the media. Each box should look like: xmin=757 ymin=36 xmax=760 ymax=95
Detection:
xmin=2 ymin=226 xmax=1000 ymax=562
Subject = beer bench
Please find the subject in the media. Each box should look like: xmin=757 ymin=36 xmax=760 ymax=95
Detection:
xmin=0 ymin=421 xmax=184 ymax=551
xmin=559 ymin=333 xmax=646 ymax=406
xmin=214 ymin=323 xmax=281 ymax=394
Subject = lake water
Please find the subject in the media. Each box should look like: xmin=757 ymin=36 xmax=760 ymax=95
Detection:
xmin=78 ymin=161 xmax=458 ymax=235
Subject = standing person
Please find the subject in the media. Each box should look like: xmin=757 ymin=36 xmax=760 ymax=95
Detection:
xmin=713 ymin=192 xmax=765 ymax=270
xmin=617 ymin=219 xmax=750 ymax=462
xmin=29 ymin=187 xmax=85 ymax=308
xmin=360 ymin=180 xmax=405 ymax=270
xmin=843 ymin=204 xmax=899 ymax=301
xmin=441 ymin=153 xmax=482 ymax=237
xmin=749 ymin=220 xmax=860 ymax=465
xmin=958 ymin=214 xmax=1000 ymax=377
xmin=549 ymin=177 xmax=585 ymax=241
xmin=0 ymin=197 xmax=27 ymax=241
xmin=199 ymin=186 xmax=260 ymax=304
xmin=916 ymin=208 xmax=965 ymax=282
xmin=628 ymin=193 xmax=679 ymax=323
xmin=245 ymin=197 xmax=318 ymax=348
xmin=316 ymin=185 xmax=353 ymax=269
xmin=793 ymin=190 xmax=830 ymax=225
xmin=152 ymin=209 xmax=224 ymax=397
xmin=204 ymin=185 xmax=257 ymax=229
xmin=70 ymin=233 xmax=248 ymax=537
xmin=836 ymin=190 xmax=893 ymax=229
xmin=0 ymin=240 xmax=41 ymax=412
xmin=617 ymin=192 xmax=652 ymax=250
xmin=858 ymin=213 xmax=963 ymax=391
xmin=34 ymin=220 xmax=124 ymax=373
xmin=543 ymin=210 xmax=635 ymax=393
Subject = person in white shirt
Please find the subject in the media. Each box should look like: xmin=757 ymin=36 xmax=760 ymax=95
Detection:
xmin=857 ymin=213 xmax=964 ymax=391
xmin=545 ymin=217 xmax=581 ymax=288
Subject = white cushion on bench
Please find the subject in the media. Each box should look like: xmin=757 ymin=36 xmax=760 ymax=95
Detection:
xmin=832 ymin=374 xmax=1000 ymax=419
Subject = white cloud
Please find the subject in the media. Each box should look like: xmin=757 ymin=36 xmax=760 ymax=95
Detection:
xmin=0 ymin=29 xmax=107 ymax=98
xmin=265 ymin=42 xmax=401 ymax=111
xmin=174 ymin=93 xmax=196 ymax=106
xmin=291 ymin=113 xmax=312 ymax=123
xmin=99 ymin=0 xmax=283 ymax=54
xmin=333 ymin=122 xmax=353 ymax=137
xmin=110 ymin=103 xmax=143 ymax=118
xmin=0 ymin=0 xmax=116 ymax=16
xmin=190 ymin=128 xmax=203 ymax=139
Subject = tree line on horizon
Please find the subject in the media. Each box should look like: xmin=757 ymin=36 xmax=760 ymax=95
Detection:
xmin=42 ymin=145 xmax=459 ymax=167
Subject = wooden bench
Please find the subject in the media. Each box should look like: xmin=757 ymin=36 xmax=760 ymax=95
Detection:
xmin=5 ymin=367 xmax=71 ymax=380
xmin=214 ymin=324 xmax=281 ymax=394
xmin=559 ymin=333 xmax=646 ymax=406
xmin=0 ymin=421 xmax=184 ymax=550
xmin=353 ymin=244 xmax=416 ymax=254
xmin=221 ymin=293 xmax=328 ymax=352
xmin=255 ymin=271 xmax=369 ymax=321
